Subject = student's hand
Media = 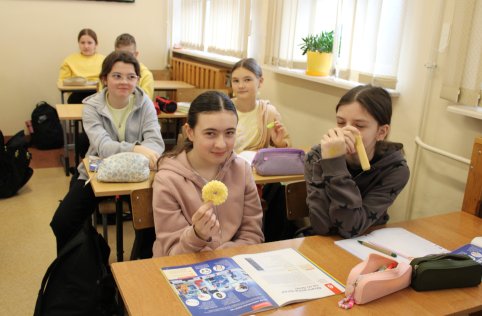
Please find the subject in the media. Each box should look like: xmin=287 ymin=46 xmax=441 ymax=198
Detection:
xmin=192 ymin=202 xmax=220 ymax=242
xmin=341 ymin=126 xmax=359 ymax=155
xmin=321 ymin=128 xmax=348 ymax=159
xmin=321 ymin=127 xmax=360 ymax=159
xmin=271 ymin=120 xmax=288 ymax=148
xmin=133 ymin=145 xmax=160 ymax=170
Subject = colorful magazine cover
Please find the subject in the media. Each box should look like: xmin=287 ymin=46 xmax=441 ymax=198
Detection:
xmin=161 ymin=248 xmax=344 ymax=316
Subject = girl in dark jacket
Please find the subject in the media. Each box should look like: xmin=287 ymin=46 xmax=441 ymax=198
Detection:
xmin=305 ymin=85 xmax=409 ymax=238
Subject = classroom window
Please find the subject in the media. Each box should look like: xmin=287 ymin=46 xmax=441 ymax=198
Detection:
xmin=264 ymin=0 xmax=406 ymax=89
xmin=173 ymin=0 xmax=250 ymax=58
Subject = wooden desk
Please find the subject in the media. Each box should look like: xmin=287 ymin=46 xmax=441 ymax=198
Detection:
xmin=153 ymin=80 xmax=195 ymax=91
xmin=154 ymin=80 xmax=193 ymax=143
xmin=57 ymin=82 xmax=97 ymax=103
xmin=111 ymin=212 xmax=482 ymax=315
xmin=154 ymin=80 xmax=195 ymax=103
xmin=158 ymin=111 xmax=188 ymax=119
xmin=158 ymin=111 xmax=188 ymax=146
xmin=56 ymin=104 xmax=83 ymax=175
xmin=84 ymin=158 xmax=154 ymax=262
xmin=253 ymin=172 xmax=304 ymax=184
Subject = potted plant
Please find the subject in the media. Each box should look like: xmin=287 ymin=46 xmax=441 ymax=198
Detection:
xmin=300 ymin=31 xmax=334 ymax=76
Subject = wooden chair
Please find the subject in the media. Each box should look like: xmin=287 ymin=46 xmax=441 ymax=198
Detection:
xmin=462 ymin=136 xmax=482 ymax=217
xmin=285 ymin=181 xmax=309 ymax=220
xmin=130 ymin=188 xmax=154 ymax=230
xmin=129 ymin=188 xmax=155 ymax=260
xmin=176 ymin=88 xmax=230 ymax=102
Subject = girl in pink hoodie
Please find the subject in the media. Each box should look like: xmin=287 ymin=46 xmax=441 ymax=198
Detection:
xmin=152 ymin=91 xmax=264 ymax=257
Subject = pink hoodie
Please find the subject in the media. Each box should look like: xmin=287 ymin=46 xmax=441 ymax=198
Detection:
xmin=152 ymin=151 xmax=264 ymax=257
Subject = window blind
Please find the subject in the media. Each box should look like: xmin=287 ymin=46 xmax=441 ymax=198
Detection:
xmin=439 ymin=0 xmax=482 ymax=106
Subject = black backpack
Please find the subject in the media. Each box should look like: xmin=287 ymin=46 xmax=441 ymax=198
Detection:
xmin=34 ymin=225 xmax=121 ymax=316
xmin=0 ymin=130 xmax=33 ymax=198
xmin=31 ymin=101 xmax=64 ymax=150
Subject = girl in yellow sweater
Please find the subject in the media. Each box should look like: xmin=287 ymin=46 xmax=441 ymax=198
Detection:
xmin=58 ymin=28 xmax=105 ymax=103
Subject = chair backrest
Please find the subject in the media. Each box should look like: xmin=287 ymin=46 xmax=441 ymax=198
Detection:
xmin=130 ymin=188 xmax=154 ymax=230
xmin=176 ymin=88 xmax=230 ymax=102
xmin=462 ymin=136 xmax=482 ymax=217
xmin=285 ymin=181 xmax=309 ymax=220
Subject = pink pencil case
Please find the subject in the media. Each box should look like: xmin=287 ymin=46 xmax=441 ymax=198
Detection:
xmin=252 ymin=148 xmax=305 ymax=176
xmin=344 ymin=253 xmax=412 ymax=304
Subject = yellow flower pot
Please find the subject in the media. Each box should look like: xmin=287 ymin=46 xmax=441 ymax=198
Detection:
xmin=306 ymin=51 xmax=332 ymax=76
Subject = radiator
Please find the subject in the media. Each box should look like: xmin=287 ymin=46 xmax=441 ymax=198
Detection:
xmin=171 ymin=57 xmax=229 ymax=89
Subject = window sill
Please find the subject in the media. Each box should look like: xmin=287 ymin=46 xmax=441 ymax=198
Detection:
xmin=447 ymin=105 xmax=482 ymax=120
xmin=170 ymin=49 xmax=400 ymax=97
xmin=171 ymin=48 xmax=238 ymax=69
xmin=264 ymin=65 xmax=400 ymax=97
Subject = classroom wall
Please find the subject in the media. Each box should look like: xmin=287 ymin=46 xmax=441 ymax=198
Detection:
xmin=0 ymin=0 xmax=168 ymax=135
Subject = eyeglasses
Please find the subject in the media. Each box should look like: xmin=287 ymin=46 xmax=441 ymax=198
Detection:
xmin=109 ymin=72 xmax=139 ymax=82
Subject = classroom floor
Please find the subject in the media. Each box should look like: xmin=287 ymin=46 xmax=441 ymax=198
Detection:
xmin=0 ymin=147 xmax=135 ymax=315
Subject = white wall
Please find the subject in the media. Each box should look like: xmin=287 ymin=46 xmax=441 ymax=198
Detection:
xmin=0 ymin=0 xmax=168 ymax=135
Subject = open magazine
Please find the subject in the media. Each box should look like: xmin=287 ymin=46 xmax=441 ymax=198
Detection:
xmin=451 ymin=236 xmax=482 ymax=264
xmin=161 ymin=248 xmax=345 ymax=316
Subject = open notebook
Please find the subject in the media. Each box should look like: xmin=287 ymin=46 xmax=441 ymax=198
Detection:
xmin=335 ymin=227 xmax=449 ymax=263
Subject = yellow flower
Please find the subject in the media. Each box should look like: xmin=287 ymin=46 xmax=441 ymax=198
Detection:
xmin=202 ymin=180 xmax=228 ymax=206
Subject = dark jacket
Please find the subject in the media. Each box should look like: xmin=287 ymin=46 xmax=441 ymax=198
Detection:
xmin=304 ymin=141 xmax=410 ymax=238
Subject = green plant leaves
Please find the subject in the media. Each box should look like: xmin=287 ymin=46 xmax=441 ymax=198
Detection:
xmin=300 ymin=31 xmax=334 ymax=55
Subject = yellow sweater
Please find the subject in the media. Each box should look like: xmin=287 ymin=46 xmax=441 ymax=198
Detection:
xmin=139 ymin=63 xmax=154 ymax=100
xmin=58 ymin=52 xmax=105 ymax=85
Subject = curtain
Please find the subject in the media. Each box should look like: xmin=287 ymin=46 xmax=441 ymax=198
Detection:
xmin=265 ymin=0 xmax=406 ymax=89
xmin=179 ymin=0 xmax=205 ymax=50
xmin=440 ymin=0 xmax=482 ymax=106
xmin=207 ymin=0 xmax=250 ymax=57
xmin=177 ymin=0 xmax=250 ymax=58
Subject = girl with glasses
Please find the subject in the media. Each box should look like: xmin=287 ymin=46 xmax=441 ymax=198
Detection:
xmin=50 ymin=51 xmax=165 ymax=254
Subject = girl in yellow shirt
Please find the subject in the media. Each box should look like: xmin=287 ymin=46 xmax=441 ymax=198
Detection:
xmin=58 ymin=28 xmax=105 ymax=103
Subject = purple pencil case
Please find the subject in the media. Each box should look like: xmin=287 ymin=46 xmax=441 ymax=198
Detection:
xmin=252 ymin=148 xmax=305 ymax=176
